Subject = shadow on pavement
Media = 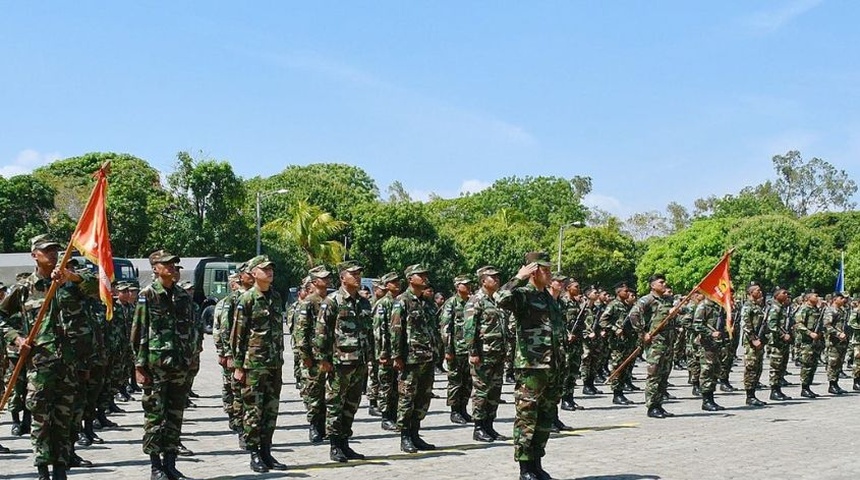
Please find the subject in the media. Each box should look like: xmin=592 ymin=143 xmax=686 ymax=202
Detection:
xmin=574 ymin=474 xmax=661 ymax=480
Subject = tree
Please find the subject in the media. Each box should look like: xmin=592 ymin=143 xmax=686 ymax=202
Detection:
xmin=467 ymin=175 xmax=591 ymax=228
xmin=263 ymin=200 xmax=346 ymax=268
xmin=623 ymin=211 xmax=671 ymax=241
xmin=0 ymin=175 xmax=57 ymax=252
xmin=665 ymin=202 xmax=691 ymax=232
xmin=386 ymin=181 xmax=412 ymax=203
xmin=557 ymin=222 xmax=639 ymax=288
xmin=453 ymin=209 xmax=544 ymax=279
xmin=772 ymin=150 xmax=857 ymax=216
xmin=694 ymin=182 xmax=792 ymax=219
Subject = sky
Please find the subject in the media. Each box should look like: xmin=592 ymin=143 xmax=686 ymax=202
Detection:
xmin=2 ymin=1 xmax=859 ymax=219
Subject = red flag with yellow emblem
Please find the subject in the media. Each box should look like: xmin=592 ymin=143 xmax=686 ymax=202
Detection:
xmin=70 ymin=165 xmax=115 ymax=320
xmin=694 ymin=249 xmax=735 ymax=338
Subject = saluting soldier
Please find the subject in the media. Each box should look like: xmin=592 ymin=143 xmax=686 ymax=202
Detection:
xmin=440 ymin=275 xmax=473 ymax=425
xmin=740 ymin=281 xmax=768 ymax=407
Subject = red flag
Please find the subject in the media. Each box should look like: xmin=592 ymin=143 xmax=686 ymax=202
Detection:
xmin=70 ymin=165 xmax=115 ymax=320
xmin=694 ymin=249 xmax=735 ymax=338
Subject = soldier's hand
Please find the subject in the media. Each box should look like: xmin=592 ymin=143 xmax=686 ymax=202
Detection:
xmin=14 ymin=336 xmax=30 ymax=353
xmin=226 ymin=357 xmax=234 ymax=369
xmin=218 ymin=356 xmax=228 ymax=367
xmin=516 ymin=263 xmax=538 ymax=281
xmin=233 ymin=368 xmax=246 ymax=384
xmin=711 ymin=331 xmax=722 ymax=339
xmin=469 ymin=355 xmax=481 ymax=367
xmin=643 ymin=333 xmax=652 ymax=345
xmin=51 ymin=266 xmax=80 ymax=283
xmin=393 ymin=358 xmax=405 ymax=371
xmin=444 ymin=353 xmax=454 ymax=361
xmin=751 ymin=338 xmax=762 ymax=349
xmin=320 ymin=360 xmax=333 ymax=373
xmin=587 ymin=332 xmax=595 ymax=339
xmin=782 ymin=333 xmax=791 ymax=342
xmin=838 ymin=332 xmax=847 ymax=341
xmin=302 ymin=357 xmax=313 ymax=368
xmin=135 ymin=367 xmax=151 ymax=386
xmin=809 ymin=332 xmax=819 ymax=341
xmin=567 ymin=334 xmax=575 ymax=343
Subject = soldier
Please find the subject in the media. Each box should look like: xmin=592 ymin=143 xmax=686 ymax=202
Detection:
xmin=793 ymin=290 xmax=824 ymax=398
xmin=684 ymin=292 xmax=704 ymax=396
xmin=0 ymin=235 xmax=98 ymax=480
xmin=559 ymin=279 xmax=585 ymax=411
xmin=296 ymin=266 xmax=331 ymax=444
xmin=440 ymin=275 xmax=473 ymax=425
xmin=365 ymin=280 xmax=384 ymax=418
xmin=628 ymin=273 xmax=676 ymax=419
xmin=580 ymin=286 xmax=605 ymax=395
xmin=849 ymin=299 xmax=860 ymax=391
xmin=316 ymin=260 xmax=372 ymax=463
xmin=5 ymin=274 xmax=33 ymax=440
xmin=464 ymin=265 xmax=509 ymax=443
xmin=823 ymin=292 xmax=850 ymax=395
xmin=286 ymin=277 xmax=309 ymax=392
xmin=600 ymin=282 xmax=635 ymax=405
xmin=232 ymin=255 xmax=287 ymax=473
xmin=391 ymin=264 xmax=438 ymax=453
xmin=72 ymin=284 xmax=106 ymax=460
xmin=179 ymin=280 xmax=203 ymax=417
xmin=740 ymin=281 xmax=768 ymax=407
xmin=221 ymin=263 xmax=254 ymax=443
xmin=131 ymin=250 xmax=195 ymax=480
xmin=373 ymin=272 xmax=401 ymax=431
xmin=212 ymin=272 xmax=241 ymax=433
xmin=693 ymin=297 xmax=726 ymax=411
xmin=766 ymin=286 xmax=793 ymax=401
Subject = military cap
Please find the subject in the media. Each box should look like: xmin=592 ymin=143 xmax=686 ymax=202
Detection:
xmin=128 ymin=281 xmax=141 ymax=290
xmin=584 ymin=285 xmax=598 ymax=295
xmin=551 ymin=273 xmax=569 ymax=283
xmin=476 ymin=266 xmax=500 ymax=277
xmin=246 ymin=255 xmax=274 ymax=271
xmin=179 ymin=280 xmax=194 ymax=290
xmin=238 ymin=261 xmax=250 ymax=273
xmin=648 ymin=273 xmax=666 ymax=283
xmin=0 ymin=282 xmax=7 ymax=291
xmin=404 ymin=264 xmax=429 ymax=277
xmin=228 ymin=272 xmax=240 ymax=282
xmin=149 ymin=249 xmax=180 ymax=265
xmin=614 ymin=281 xmax=630 ymax=291
xmin=523 ymin=251 xmax=553 ymax=267
xmin=454 ymin=275 xmax=472 ymax=285
xmin=371 ymin=279 xmax=382 ymax=289
xmin=16 ymin=272 xmax=30 ymax=282
xmin=833 ymin=291 xmax=846 ymax=298
xmin=309 ymin=265 xmax=332 ymax=278
xmin=380 ymin=272 xmax=400 ymax=284
xmin=30 ymin=234 xmax=62 ymax=252
xmin=115 ymin=281 xmax=130 ymax=291
xmin=337 ymin=260 xmax=363 ymax=273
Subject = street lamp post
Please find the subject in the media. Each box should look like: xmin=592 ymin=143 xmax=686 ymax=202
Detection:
xmin=556 ymin=221 xmax=585 ymax=272
xmin=256 ymin=189 xmax=289 ymax=255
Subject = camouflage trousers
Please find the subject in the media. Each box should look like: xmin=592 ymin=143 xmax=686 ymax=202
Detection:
xmin=242 ymin=367 xmax=283 ymax=450
xmin=686 ymin=333 xmax=701 ymax=384
xmin=673 ymin=327 xmax=686 ymax=365
xmin=79 ymin=363 xmax=105 ymax=426
xmin=768 ymin=342 xmax=791 ymax=387
xmin=446 ymin=354 xmax=472 ymax=410
xmin=826 ymin=341 xmax=848 ymax=382
xmin=291 ymin=336 xmax=302 ymax=390
xmin=798 ymin=343 xmax=824 ymax=386
xmin=230 ymin=367 xmax=245 ymax=432
xmin=561 ymin=340 xmax=582 ymax=397
xmin=609 ymin=337 xmax=637 ymax=392
xmin=513 ymin=368 xmax=561 ymax=462
xmin=184 ymin=353 xmax=201 ymax=394
xmin=4 ymin=356 xmax=27 ymax=414
xmin=377 ymin=363 xmax=398 ymax=418
xmin=743 ymin=343 xmax=765 ymax=390
xmin=396 ymin=361 xmax=434 ymax=431
xmin=644 ymin=338 xmax=672 ymax=409
xmin=326 ymin=363 xmax=367 ymax=439
xmin=367 ymin=360 xmax=379 ymax=405
xmin=300 ymin=362 xmax=327 ymax=426
xmin=581 ymin=337 xmax=603 ymax=383
xmin=142 ymin=367 xmax=189 ymax=455
xmin=470 ymin=356 xmax=503 ymax=421
xmin=718 ymin=342 xmax=734 ymax=382
xmin=853 ymin=344 xmax=860 ymax=378
xmin=220 ymin=366 xmax=238 ymax=429
xmin=27 ymin=358 xmax=76 ymax=467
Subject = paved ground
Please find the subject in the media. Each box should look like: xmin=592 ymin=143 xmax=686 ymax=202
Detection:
xmin=2 ymin=336 xmax=858 ymax=480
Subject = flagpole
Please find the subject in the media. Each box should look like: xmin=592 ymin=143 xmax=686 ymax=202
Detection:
xmin=0 ymin=162 xmax=111 ymax=411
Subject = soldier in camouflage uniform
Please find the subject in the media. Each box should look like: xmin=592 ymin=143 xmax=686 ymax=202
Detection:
xmin=580 ymin=286 xmax=605 ymax=396
xmin=740 ymin=281 xmax=768 ymax=407
xmin=0 ymin=235 xmax=98 ymax=480
xmin=559 ymin=279 xmax=585 ymax=411
xmin=316 ymin=260 xmax=372 ymax=462
xmin=766 ymin=286 xmax=793 ymax=401
xmin=600 ymin=282 xmax=634 ymax=405
xmin=179 ymin=280 xmax=203 ymax=414
xmin=213 ymin=272 xmax=241 ymax=433
xmin=849 ymin=300 xmax=860 ymax=391
xmin=218 ymin=263 xmax=253 ymax=441
xmin=232 ymin=255 xmax=287 ymax=473
xmin=373 ymin=272 xmax=401 ymax=431
xmin=131 ymin=250 xmax=195 ymax=480
xmin=464 ymin=265 xmax=509 ymax=443
xmin=440 ymin=275 xmax=473 ymax=425
xmin=72 ymin=289 xmax=106 ymax=459
xmin=495 ymin=252 xmax=565 ymax=480
xmin=391 ymin=264 xmax=438 ymax=453
xmin=823 ymin=292 xmax=850 ymax=395
xmin=286 ymin=277 xmax=309 ymax=391
xmin=693 ymin=297 xmax=726 ymax=411
xmin=793 ymin=290 xmax=824 ymax=398
xmin=5 ymin=273 xmax=34 ymax=440
xmin=296 ymin=266 xmax=331 ymax=444
xmin=683 ymin=293 xmax=703 ymax=395
xmin=628 ymin=273 xmax=676 ymax=419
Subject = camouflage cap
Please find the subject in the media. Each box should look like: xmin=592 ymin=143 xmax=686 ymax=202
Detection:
xmin=228 ymin=272 xmax=240 ymax=282
xmin=128 ymin=281 xmax=140 ymax=291
xmin=476 ymin=265 xmax=500 ymax=277
xmin=16 ymin=272 xmax=30 ymax=282
xmin=115 ymin=281 xmax=130 ymax=291
xmin=30 ymin=234 xmax=62 ymax=252
xmin=149 ymin=249 xmax=180 ymax=265
xmin=380 ymin=272 xmax=400 ymax=284
xmin=337 ymin=260 xmax=363 ymax=273
xmin=453 ymin=275 xmax=472 ymax=285
xmin=238 ymin=261 xmax=250 ymax=274
xmin=309 ymin=265 xmax=332 ymax=279
xmin=551 ymin=273 xmax=569 ymax=283
xmin=246 ymin=255 xmax=274 ymax=271
xmin=0 ymin=282 xmax=7 ymax=291
xmin=523 ymin=251 xmax=552 ymax=267
xmin=404 ymin=264 xmax=429 ymax=277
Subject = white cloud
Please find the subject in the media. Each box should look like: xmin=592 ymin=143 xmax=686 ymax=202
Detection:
xmin=0 ymin=149 xmax=61 ymax=178
xmin=583 ymin=192 xmax=625 ymax=216
xmin=742 ymin=0 xmax=824 ymax=34
xmin=459 ymin=179 xmax=491 ymax=195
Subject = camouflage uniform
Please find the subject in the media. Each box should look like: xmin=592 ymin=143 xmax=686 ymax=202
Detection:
xmin=286 ymin=298 xmax=302 ymax=389
xmin=766 ymin=298 xmax=792 ymax=391
xmin=741 ymin=298 xmax=768 ymax=391
xmin=439 ymin=292 xmax=472 ymax=417
xmin=823 ymin=301 xmax=849 ymax=386
xmin=580 ymin=300 xmax=604 ymax=393
xmin=77 ymin=298 xmax=106 ymax=446
xmin=681 ymin=301 xmax=701 ymax=387
xmin=373 ymin=289 xmax=398 ymax=424
xmin=496 ymin=275 xmax=565 ymax=464
xmin=560 ymin=294 xmax=584 ymax=402
xmin=793 ymin=302 xmax=824 ymax=391
xmin=213 ymin=285 xmax=245 ymax=431
xmin=692 ymin=299 xmax=724 ymax=410
xmin=600 ymin=297 xmax=633 ymax=395
xmin=184 ymin=299 xmax=203 ymax=399
xmin=849 ymin=306 xmax=860 ymax=389
xmin=296 ymin=290 xmax=327 ymax=433
xmin=464 ymin=285 xmax=507 ymax=426
xmin=628 ymin=290 xmax=675 ymax=412
xmin=391 ymin=287 xmax=436 ymax=432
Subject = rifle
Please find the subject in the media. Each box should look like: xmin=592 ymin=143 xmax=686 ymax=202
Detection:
xmin=568 ymin=302 xmax=589 ymax=337
xmin=755 ymin=305 xmax=771 ymax=343
xmin=811 ymin=307 xmax=826 ymax=345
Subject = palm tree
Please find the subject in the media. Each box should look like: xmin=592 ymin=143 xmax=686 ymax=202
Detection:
xmin=263 ymin=200 xmax=346 ymax=268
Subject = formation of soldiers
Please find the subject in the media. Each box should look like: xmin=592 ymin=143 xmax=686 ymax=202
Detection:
xmin=3 ymin=237 xmax=860 ymax=480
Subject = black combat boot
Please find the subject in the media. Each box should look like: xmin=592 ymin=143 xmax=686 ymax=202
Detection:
xmin=719 ymin=380 xmax=736 ymax=392
xmin=249 ymin=449 xmax=269 ymax=472
xmin=260 ymin=436 xmax=288 ymax=470
xmin=410 ymin=423 xmax=436 ymax=451
xmin=309 ymin=422 xmax=324 ymax=444
xmin=658 ymin=405 xmax=675 ymax=417
xmin=77 ymin=431 xmax=92 ymax=447
xmin=68 ymin=445 xmax=93 ymax=468
xmin=0 ymin=443 xmax=9 ymax=454
xmin=745 ymin=389 xmax=766 ymax=407
xmin=582 ymin=379 xmax=600 ymax=395
xmin=381 ymin=415 xmax=397 ymax=431
xmin=149 ymin=454 xmax=168 ymax=480
xmin=560 ymin=395 xmax=575 ymax=411
xmin=551 ymin=416 xmax=572 ymax=432
xmin=84 ymin=419 xmax=104 ymax=444
xmin=10 ymin=411 xmax=21 ymax=436
xmin=449 ymin=406 xmax=467 ymax=424
xmin=770 ymin=386 xmax=791 ymax=401
xmin=800 ymin=384 xmax=818 ymax=398
xmin=646 ymin=406 xmax=665 ymax=418
xmin=612 ymin=390 xmax=633 ymax=405
xmin=340 ymin=438 xmax=366 ymax=460
xmin=473 ymin=419 xmax=494 ymax=442
xmin=368 ymin=400 xmax=382 ymax=417
xmin=162 ymin=452 xmax=188 ymax=480
xmin=460 ymin=406 xmax=473 ymax=423
xmin=487 ymin=417 xmax=509 ymax=441
xmin=175 ymin=442 xmax=194 ymax=456
xmin=854 ymin=378 xmax=860 ymax=391
xmin=624 ymin=379 xmax=641 ymax=391
xmin=519 ymin=460 xmax=540 ymax=480
xmin=108 ymin=399 xmax=125 ymax=413
xmin=95 ymin=408 xmax=117 ymax=429
xmin=400 ymin=431 xmax=417 ymax=453
xmin=828 ymin=380 xmax=847 ymax=395
xmin=701 ymin=392 xmax=722 ymax=412
xmin=329 ymin=437 xmax=348 ymax=462
xmin=691 ymin=382 xmax=701 ymax=397
xmin=37 ymin=465 xmax=51 ymax=480
xmin=535 ymin=456 xmax=552 ymax=480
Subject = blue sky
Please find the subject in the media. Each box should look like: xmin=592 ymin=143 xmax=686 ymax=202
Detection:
xmin=2 ymin=1 xmax=858 ymax=218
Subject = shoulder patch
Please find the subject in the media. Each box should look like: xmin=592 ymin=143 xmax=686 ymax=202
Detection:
xmin=138 ymin=293 xmax=146 ymax=303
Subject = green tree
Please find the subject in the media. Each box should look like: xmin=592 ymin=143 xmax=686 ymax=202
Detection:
xmin=557 ymin=219 xmax=638 ymax=288
xmin=772 ymin=150 xmax=857 ymax=216
xmin=453 ymin=209 xmax=544 ymax=279
xmin=694 ymin=182 xmax=792 ymax=219
xmin=0 ymin=175 xmax=57 ymax=251
xmin=263 ymin=200 xmax=346 ymax=268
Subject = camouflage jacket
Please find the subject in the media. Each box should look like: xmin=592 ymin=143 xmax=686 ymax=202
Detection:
xmin=628 ymin=292 xmax=674 ymax=345
xmin=495 ymin=278 xmax=565 ymax=370
xmin=741 ymin=299 xmax=768 ymax=345
xmin=823 ymin=304 xmax=848 ymax=344
xmin=372 ymin=293 xmax=396 ymax=361
xmin=0 ymin=269 xmax=96 ymax=367
xmin=793 ymin=304 xmax=822 ymax=344
xmin=131 ymin=279 xmax=195 ymax=371
xmin=315 ymin=287 xmax=372 ymax=365
xmin=215 ymin=287 xmax=245 ymax=358
xmin=463 ymin=287 xmax=507 ymax=360
xmin=439 ymin=294 xmax=469 ymax=356
xmin=848 ymin=307 xmax=860 ymax=346
xmin=296 ymin=292 xmax=324 ymax=365
xmin=693 ymin=299 xmax=724 ymax=347
xmin=765 ymin=300 xmax=791 ymax=345
xmin=390 ymin=288 xmax=435 ymax=365
xmin=232 ymin=286 xmax=284 ymax=370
